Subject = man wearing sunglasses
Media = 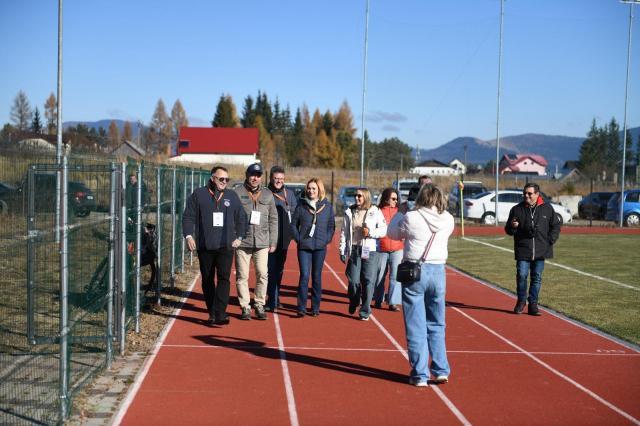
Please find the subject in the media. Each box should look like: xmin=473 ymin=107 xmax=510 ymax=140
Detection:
xmin=505 ymin=182 xmax=561 ymax=316
xmin=183 ymin=166 xmax=247 ymax=326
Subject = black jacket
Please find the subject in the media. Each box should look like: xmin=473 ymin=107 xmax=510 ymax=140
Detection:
xmin=269 ymin=184 xmax=298 ymax=249
xmin=505 ymin=200 xmax=561 ymax=260
xmin=291 ymin=198 xmax=335 ymax=251
xmin=182 ymin=186 xmax=247 ymax=250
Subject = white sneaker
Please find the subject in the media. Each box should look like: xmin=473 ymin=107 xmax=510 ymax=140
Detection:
xmin=409 ymin=377 xmax=428 ymax=387
xmin=434 ymin=375 xmax=449 ymax=384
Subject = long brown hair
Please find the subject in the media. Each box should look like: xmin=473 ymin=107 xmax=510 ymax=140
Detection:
xmin=415 ymin=185 xmax=447 ymax=214
xmin=378 ymin=187 xmax=399 ymax=208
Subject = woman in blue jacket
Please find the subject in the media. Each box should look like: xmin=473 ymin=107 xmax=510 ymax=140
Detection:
xmin=291 ymin=178 xmax=336 ymax=317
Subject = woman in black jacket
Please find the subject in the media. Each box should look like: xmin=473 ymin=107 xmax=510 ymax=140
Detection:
xmin=291 ymin=178 xmax=336 ymax=317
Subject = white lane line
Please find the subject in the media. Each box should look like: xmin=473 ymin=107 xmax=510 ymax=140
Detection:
xmin=463 ymin=237 xmax=638 ymax=291
xmin=273 ymin=310 xmax=300 ymax=426
xmin=324 ymin=261 xmax=471 ymax=426
xmin=451 ymin=306 xmax=640 ymax=425
xmin=448 ymin=265 xmax=640 ymax=354
xmin=160 ymin=344 xmax=640 ymax=356
xmin=111 ymin=273 xmax=199 ymax=425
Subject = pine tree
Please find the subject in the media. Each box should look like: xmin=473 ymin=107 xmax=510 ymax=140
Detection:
xmin=108 ymin=120 xmax=120 ymax=148
xmin=255 ymin=92 xmax=273 ymax=133
xmin=285 ymin=108 xmax=305 ymax=166
xmin=10 ymin=90 xmax=32 ymax=131
xmin=579 ymin=119 xmax=608 ymax=179
xmin=322 ymin=110 xmax=334 ymax=138
xmin=334 ymin=100 xmax=356 ymax=134
xmin=30 ymin=107 xmax=43 ymax=134
xmin=314 ymin=130 xmax=343 ymax=168
xmin=171 ymin=99 xmax=188 ymax=136
xmin=44 ymin=93 xmax=57 ymax=135
xmin=212 ymin=94 xmax=239 ymax=128
xmin=256 ymin=116 xmax=275 ymax=165
xmin=150 ymin=99 xmax=173 ymax=154
xmin=240 ymin=95 xmax=256 ymax=128
xmin=123 ymin=121 xmax=133 ymax=141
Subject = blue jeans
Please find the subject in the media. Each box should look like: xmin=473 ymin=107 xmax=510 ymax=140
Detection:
xmin=402 ymin=263 xmax=450 ymax=381
xmin=516 ymin=259 xmax=545 ymax=303
xmin=346 ymin=246 xmax=380 ymax=317
xmin=297 ymin=249 xmax=327 ymax=314
xmin=374 ymin=250 xmax=403 ymax=306
xmin=267 ymin=248 xmax=289 ymax=310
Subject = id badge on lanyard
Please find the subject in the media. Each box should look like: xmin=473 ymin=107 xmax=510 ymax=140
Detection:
xmin=361 ymin=245 xmax=370 ymax=259
xmin=213 ymin=212 xmax=224 ymax=227
xmin=250 ymin=210 xmax=261 ymax=225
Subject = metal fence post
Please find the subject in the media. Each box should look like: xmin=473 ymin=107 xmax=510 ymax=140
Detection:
xmin=120 ymin=163 xmax=127 ymax=355
xmin=135 ymin=163 xmax=143 ymax=333
xmin=59 ymin=157 xmax=70 ymax=420
xmin=155 ymin=167 xmax=162 ymax=305
xmin=106 ymin=163 xmax=116 ymax=369
xmin=26 ymin=165 xmax=36 ymax=345
xmin=180 ymin=169 xmax=187 ymax=273
xmin=190 ymin=170 xmax=194 ymax=266
xmin=170 ymin=167 xmax=176 ymax=287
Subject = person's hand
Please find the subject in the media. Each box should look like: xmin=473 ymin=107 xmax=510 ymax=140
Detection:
xmin=186 ymin=236 xmax=196 ymax=251
xmin=269 ymin=245 xmax=276 ymax=253
xmin=362 ymin=226 xmax=370 ymax=238
xmin=511 ymin=219 xmax=519 ymax=229
xmin=340 ymin=254 xmax=347 ymax=264
xmin=231 ymin=238 xmax=242 ymax=248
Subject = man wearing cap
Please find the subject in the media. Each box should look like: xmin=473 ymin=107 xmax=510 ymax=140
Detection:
xmin=235 ymin=163 xmax=278 ymax=320
xmin=183 ymin=166 xmax=247 ymax=326
xmin=266 ymin=166 xmax=297 ymax=312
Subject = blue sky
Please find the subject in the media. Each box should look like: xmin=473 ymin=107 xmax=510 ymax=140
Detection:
xmin=1 ymin=0 xmax=638 ymax=149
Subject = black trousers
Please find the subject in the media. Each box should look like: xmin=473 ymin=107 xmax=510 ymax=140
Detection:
xmin=197 ymin=248 xmax=234 ymax=318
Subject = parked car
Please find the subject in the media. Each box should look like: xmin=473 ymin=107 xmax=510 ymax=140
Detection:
xmin=285 ymin=183 xmax=307 ymax=201
xmin=577 ymin=191 xmax=614 ymax=220
xmin=448 ymin=181 xmax=487 ymax=215
xmin=463 ymin=190 xmax=572 ymax=225
xmin=0 ymin=182 xmax=23 ymax=215
xmin=604 ymin=189 xmax=640 ymax=227
xmin=393 ymin=179 xmax=416 ymax=200
xmin=17 ymin=172 xmax=97 ymax=217
xmin=337 ymin=186 xmax=358 ymax=213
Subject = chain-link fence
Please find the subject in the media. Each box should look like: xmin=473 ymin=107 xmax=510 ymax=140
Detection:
xmin=0 ymin=147 xmax=209 ymax=424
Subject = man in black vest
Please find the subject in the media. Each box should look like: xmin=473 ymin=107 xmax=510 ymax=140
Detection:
xmin=505 ymin=182 xmax=561 ymax=316
xmin=266 ymin=166 xmax=298 ymax=312
xmin=183 ymin=166 xmax=247 ymax=326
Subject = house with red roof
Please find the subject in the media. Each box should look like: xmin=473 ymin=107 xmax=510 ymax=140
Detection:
xmin=499 ymin=154 xmax=548 ymax=176
xmin=169 ymin=127 xmax=259 ymax=166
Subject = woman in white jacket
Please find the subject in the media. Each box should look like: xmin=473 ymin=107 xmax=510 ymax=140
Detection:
xmin=339 ymin=188 xmax=387 ymax=321
xmin=388 ymin=184 xmax=454 ymax=386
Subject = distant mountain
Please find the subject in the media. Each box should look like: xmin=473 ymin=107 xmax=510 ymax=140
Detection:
xmin=63 ymin=119 xmax=145 ymax=137
xmin=416 ymin=127 xmax=640 ymax=169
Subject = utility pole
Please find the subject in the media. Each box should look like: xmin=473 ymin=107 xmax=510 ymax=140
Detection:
xmin=359 ymin=0 xmax=370 ymax=186
xmin=494 ymin=0 xmax=505 ymax=226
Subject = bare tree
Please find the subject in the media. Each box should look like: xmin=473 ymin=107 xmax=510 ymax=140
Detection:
xmin=149 ymin=99 xmax=173 ymax=155
xmin=171 ymin=99 xmax=189 ymax=137
xmin=10 ymin=90 xmax=32 ymax=131
xmin=44 ymin=93 xmax=57 ymax=135
xmin=108 ymin=120 xmax=120 ymax=148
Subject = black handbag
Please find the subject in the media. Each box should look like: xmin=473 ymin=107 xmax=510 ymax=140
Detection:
xmin=397 ymin=220 xmax=436 ymax=284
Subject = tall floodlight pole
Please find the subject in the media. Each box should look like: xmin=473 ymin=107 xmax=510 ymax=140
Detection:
xmin=494 ymin=0 xmax=504 ymax=226
xmin=360 ymin=0 xmax=370 ymax=186
xmin=619 ymin=1 xmax=637 ymax=227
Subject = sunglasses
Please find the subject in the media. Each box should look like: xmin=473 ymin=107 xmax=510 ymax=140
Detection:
xmin=523 ymin=191 xmax=536 ymax=196
xmin=390 ymin=197 xmax=398 ymax=201
xmin=214 ymin=176 xmax=230 ymax=183
xmin=355 ymin=194 xmax=364 ymax=198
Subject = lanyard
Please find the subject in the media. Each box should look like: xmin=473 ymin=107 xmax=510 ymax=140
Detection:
xmin=273 ymin=188 xmax=289 ymax=208
xmin=207 ymin=188 xmax=224 ymax=209
xmin=248 ymin=190 xmax=261 ymax=209
xmin=307 ymin=203 xmax=326 ymax=225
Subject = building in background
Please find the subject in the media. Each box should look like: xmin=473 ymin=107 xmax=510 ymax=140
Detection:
xmin=170 ymin=127 xmax=259 ymax=166
xmin=499 ymin=154 xmax=548 ymax=176
xmin=410 ymin=159 xmax=459 ymax=176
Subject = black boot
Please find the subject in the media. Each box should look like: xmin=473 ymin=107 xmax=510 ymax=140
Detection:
xmin=513 ymin=300 xmax=526 ymax=314
xmin=527 ymin=302 xmax=541 ymax=316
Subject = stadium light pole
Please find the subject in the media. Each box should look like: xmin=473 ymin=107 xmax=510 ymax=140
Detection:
xmin=619 ymin=0 xmax=638 ymax=227
xmin=360 ymin=0 xmax=370 ymax=187
xmin=494 ymin=0 xmax=505 ymax=226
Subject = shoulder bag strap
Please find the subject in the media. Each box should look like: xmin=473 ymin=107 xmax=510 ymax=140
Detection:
xmin=417 ymin=210 xmax=437 ymax=262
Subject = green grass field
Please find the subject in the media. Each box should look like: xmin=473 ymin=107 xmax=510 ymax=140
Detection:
xmin=447 ymin=234 xmax=640 ymax=346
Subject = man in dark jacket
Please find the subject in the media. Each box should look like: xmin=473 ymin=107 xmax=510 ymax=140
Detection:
xmin=505 ymin=182 xmax=561 ymax=316
xmin=265 ymin=166 xmax=297 ymax=312
xmin=183 ymin=166 xmax=247 ymax=326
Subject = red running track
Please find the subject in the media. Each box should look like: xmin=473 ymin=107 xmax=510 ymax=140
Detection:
xmin=116 ymin=242 xmax=640 ymax=425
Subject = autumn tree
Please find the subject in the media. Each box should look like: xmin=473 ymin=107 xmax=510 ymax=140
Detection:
xmin=44 ymin=93 xmax=57 ymax=135
xmin=254 ymin=91 xmax=273 ymax=133
xmin=171 ymin=99 xmax=188 ymax=136
xmin=149 ymin=99 xmax=173 ymax=154
xmin=212 ymin=94 xmax=239 ymax=128
xmin=256 ymin=116 xmax=276 ymax=166
xmin=31 ymin=107 xmax=43 ymax=134
xmin=108 ymin=120 xmax=120 ymax=148
xmin=10 ymin=90 xmax=32 ymax=131
xmin=123 ymin=121 xmax=133 ymax=141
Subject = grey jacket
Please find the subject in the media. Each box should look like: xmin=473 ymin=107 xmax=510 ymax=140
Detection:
xmin=236 ymin=184 xmax=279 ymax=249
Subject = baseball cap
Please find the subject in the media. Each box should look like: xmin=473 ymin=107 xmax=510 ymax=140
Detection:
xmin=246 ymin=163 xmax=263 ymax=176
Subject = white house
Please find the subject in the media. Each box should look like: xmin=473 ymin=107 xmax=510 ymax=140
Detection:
xmin=410 ymin=159 xmax=459 ymax=176
xmin=169 ymin=127 xmax=259 ymax=166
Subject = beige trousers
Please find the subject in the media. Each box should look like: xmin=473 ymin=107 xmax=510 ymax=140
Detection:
xmin=235 ymin=247 xmax=269 ymax=309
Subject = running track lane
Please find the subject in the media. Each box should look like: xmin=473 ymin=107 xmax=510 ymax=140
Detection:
xmin=117 ymin=241 xmax=640 ymax=425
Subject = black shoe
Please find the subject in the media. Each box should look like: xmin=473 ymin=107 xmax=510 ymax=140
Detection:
xmin=255 ymin=305 xmax=267 ymax=320
xmin=240 ymin=307 xmax=251 ymax=320
xmin=264 ymin=305 xmax=274 ymax=312
xmin=348 ymin=302 xmax=357 ymax=315
xmin=310 ymin=311 xmax=319 ymax=317
xmin=206 ymin=317 xmax=216 ymax=326
xmin=528 ymin=302 xmax=541 ymax=316
xmin=296 ymin=311 xmax=306 ymax=318
xmin=374 ymin=301 xmax=382 ymax=309
xmin=513 ymin=300 xmax=526 ymax=314
xmin=277 ymin=303 xmax=284 ymax=309
xmin=214 ymin=314 xmax=230 ymax=325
